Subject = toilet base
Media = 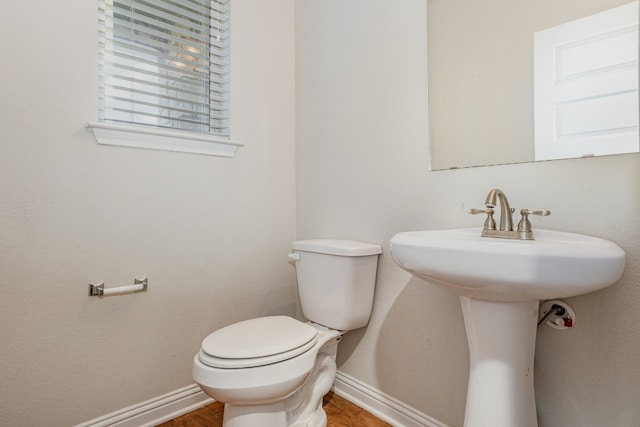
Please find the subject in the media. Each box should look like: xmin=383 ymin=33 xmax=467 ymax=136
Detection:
xmin=222 ymin=400 xmax=328 ymax=427
xmin=289 ymin=405 xmax=327 ymax=427
xmin=219 ymin=351 xmax=337 ymax=427
xmin=223 ymin=402 xmax=288 ymax=427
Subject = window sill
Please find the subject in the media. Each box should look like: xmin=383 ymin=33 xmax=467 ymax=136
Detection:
xmin=87 ymin=122 xmax=244 ymax=157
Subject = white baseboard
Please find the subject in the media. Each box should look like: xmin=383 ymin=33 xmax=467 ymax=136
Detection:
xmin=333 ymin=371 xmax=449 ymax=427
xmin=76 ymin=374 xmax=446 ymax=427
xmin=74 ymin=384 xmax=213 ymax=427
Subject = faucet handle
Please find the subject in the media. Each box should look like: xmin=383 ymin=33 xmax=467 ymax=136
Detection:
xmin=468 ymin=208 xmax=496 ymax=231
xmin=522 ymin=209 xmax=551 ymax=217
xmin=517 ymin=209 xmax=551 ymax=232
xmin=468 ymin=208 xmax=492 ymax=215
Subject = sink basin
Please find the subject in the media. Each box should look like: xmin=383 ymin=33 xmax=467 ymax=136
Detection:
xmin=390 ymin=227 xmax=625 ymax=426
xmin=390 ymin=227 xmax=625 ymax=302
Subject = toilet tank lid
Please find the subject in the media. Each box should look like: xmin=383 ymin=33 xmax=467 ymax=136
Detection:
xmin=293 ymin=239 xmax=382 ymax=256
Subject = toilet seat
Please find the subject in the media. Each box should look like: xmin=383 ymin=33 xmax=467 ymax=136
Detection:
xmin=199 ymin=316 xmax=318 ymax=369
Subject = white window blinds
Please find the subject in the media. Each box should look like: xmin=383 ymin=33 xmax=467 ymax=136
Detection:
xmin=97 ymin=0 xmax=230 ymax=138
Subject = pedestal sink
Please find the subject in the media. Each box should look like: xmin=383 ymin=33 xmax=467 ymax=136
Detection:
xmin=390 ymin=228 xmax=625 ymax=427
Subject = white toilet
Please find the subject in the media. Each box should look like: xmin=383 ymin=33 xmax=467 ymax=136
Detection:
xmin=192 ymin=239 xmax=382 ymax=427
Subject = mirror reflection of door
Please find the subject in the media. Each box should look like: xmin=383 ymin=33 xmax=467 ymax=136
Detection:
xmin=534 ymin=1 xmax=639 ymax=160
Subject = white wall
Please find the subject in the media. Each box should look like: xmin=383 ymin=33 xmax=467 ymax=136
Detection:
xmin=0 ymin=1 xmax=296 ymax=425
xmin=296 ymin=1 xmax=640 ymax=426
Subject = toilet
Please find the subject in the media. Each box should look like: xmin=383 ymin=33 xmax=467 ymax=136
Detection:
xmin=192 ymin=239 xmax=382 ymax=427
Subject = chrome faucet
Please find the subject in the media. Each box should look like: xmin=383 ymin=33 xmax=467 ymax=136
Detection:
xmin=469 ymin=188 xmax=550 ymax=240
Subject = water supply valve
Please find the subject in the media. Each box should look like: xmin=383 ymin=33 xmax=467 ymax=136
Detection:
xmin=538 ymin=300 xmax=576 ymax=330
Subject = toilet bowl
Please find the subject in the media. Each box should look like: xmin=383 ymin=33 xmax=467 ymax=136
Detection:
xmin=193 ymin=317 xmax=342 ymax=427
xmin=192 ymin=239 xmax=382 ymax=427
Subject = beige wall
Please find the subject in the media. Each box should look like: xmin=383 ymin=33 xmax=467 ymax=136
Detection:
xmin=2 ymin=1 xmax=639 ymax=427
xmin=296 ymin=1 xmax=640 ymax=426
xmin=0 ymin=1 xmax=296 ymax=425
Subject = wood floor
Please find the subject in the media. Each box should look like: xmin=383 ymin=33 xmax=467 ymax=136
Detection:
xmin=158 ymin=391 xmax=392 ymax=427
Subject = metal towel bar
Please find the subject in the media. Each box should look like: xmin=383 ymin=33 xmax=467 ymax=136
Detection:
xmin=89 ymin=277 xmax=148 ymax=297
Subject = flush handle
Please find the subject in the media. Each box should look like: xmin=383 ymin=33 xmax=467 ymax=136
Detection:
xmin=288 ymin=253 xmax=301 ymax=261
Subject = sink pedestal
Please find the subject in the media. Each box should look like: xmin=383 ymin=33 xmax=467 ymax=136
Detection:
xmin=460 ymin=297 xmax=539 ymax=427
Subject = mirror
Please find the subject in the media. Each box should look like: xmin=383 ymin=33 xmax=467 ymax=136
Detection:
xmin=428 ymin=0 xmax=639 ymax=170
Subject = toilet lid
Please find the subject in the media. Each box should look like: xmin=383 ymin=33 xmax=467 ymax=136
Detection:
xmin=199 ymin=316 xmax=318 ymax=368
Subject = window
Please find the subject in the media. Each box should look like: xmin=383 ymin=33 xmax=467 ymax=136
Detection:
xmin=89 ymin=0 xmax=243 ymax=157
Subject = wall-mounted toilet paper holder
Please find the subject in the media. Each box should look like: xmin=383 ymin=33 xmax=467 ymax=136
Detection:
xmin=89 ymin=277 xmax=148 ymax=297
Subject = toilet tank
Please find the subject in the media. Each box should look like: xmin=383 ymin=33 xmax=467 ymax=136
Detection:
xmin=291 ymin=239 xmax=382 ymax=331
